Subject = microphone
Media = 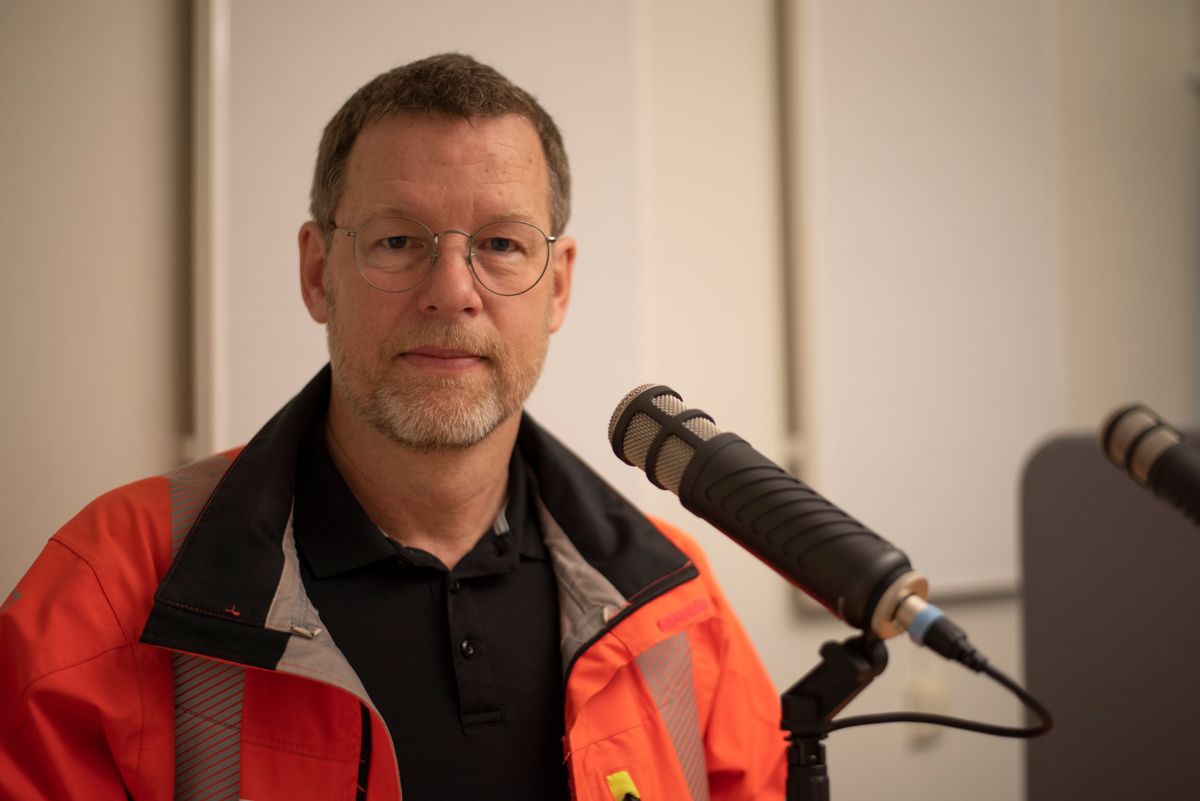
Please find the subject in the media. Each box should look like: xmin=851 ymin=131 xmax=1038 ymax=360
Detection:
xmin=609 ymin=384 xmax=984 ymax=668
xmin=1101 ymin=403 xmax=1200 ymax=525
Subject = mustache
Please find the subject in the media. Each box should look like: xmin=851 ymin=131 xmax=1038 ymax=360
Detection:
xmin=385 ymin=321 xmax=502 ymax=359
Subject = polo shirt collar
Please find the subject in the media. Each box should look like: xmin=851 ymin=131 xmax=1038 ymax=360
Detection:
xmin=292 ymin=423 xmax=546 ymax=580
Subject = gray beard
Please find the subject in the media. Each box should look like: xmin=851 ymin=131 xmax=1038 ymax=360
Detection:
xmin=337 ymin=364 xmax=534 ymax=451
xmin=325 ymin=291 xmax=549 ymax=451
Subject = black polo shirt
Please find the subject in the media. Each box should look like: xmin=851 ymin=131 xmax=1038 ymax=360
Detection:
xmin=292 ymin=427 xmax=569 ymax=800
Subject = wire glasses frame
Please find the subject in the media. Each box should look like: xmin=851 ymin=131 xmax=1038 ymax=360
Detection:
xmin=334 ymin=216 xmax=556 ymax=297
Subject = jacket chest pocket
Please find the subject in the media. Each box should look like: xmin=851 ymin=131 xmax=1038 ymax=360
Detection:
xmin=236 ymin=669 xmax=367 ymax=800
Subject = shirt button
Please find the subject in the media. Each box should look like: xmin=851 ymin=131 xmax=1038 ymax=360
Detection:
xmin=449 ymin=579 xmax=462 ymax=593
xmin=460 ymin=638 xmax=475 ymax=659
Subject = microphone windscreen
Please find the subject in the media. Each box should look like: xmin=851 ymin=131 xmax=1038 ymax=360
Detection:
xmin=609 ymin=384 xmax=720 ymax=493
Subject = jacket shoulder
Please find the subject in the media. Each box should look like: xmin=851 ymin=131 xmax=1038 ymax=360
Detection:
xmin=51 ymin=473 xmax=177 ymax=620
xmin=10 ymin=450 xmax=240 ymax=651
xmin=0 ymin=491 xmax=178 ymax=799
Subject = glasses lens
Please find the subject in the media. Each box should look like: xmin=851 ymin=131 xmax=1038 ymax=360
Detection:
xmin=355 ymin=218 xmax=435 ymax=292
xmin=470 ymin=221 xmax=550 ymax=296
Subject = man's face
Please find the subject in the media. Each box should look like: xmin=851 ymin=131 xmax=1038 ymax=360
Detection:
xmin=299 ymin=113 xmax=575 ymax=450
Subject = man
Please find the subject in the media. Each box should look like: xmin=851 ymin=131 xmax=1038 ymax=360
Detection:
xmin=0 ymin=54 xmax=786 ymax=800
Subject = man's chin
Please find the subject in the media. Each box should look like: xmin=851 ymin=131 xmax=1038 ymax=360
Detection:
xmin=371 ymin=389 xmax=511 ymax=451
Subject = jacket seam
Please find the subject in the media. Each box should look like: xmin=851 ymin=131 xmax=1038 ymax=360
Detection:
xmin=624 ymin=560 xmax=697 ymax=605
xmin=175 ymin=703 xmax=240 ymax=732
xmin=238 ymin=731 xmax=361 ymax=763
xmin=564 ymin=710 xmax=655 ymax=755
xmin=2 ymin=641 xmax=130 ymax=751
xmin=47 ymin=538 xmax=135 ymax=643
xmin=39 ymin=537 xmax=152 ymax=795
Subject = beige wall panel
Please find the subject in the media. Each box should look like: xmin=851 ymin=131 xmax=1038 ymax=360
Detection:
xmin=0 ymin=1 xmax=188 ymax=595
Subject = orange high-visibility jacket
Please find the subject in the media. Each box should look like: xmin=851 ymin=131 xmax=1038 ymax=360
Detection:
xmin=0 ymin=368 xmax=786 ymax=800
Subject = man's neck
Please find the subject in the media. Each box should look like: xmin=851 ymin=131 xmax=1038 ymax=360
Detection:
xmin=322 ymin=392 xmax=520 ymax=571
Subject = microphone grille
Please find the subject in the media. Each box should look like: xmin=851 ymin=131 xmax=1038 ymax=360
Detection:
xmin=609 ymin=384 xmax=722 ymax=494
xmin=609 ymin=383 xmax=658 ymax=449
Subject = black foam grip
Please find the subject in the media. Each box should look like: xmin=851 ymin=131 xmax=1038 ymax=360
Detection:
xmin=678 ymin=432 xmax=913 ymax=629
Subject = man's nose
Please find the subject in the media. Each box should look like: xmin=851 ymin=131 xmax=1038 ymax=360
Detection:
xmin=419 ymin=230 xmax=482 ymax=313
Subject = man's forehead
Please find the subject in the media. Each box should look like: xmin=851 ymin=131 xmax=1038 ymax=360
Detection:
xmin=339 ymin=113 xmax=552 ymax=219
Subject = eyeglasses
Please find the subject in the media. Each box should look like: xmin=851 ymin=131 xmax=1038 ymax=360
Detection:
xmin=334 ymin=216 xmax=555 ymax=297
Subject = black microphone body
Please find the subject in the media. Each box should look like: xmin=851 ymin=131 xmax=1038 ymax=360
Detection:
xmin=679 ymin=432 xmax=912 ymax=631
xmin=610 ymin=384 xmax=928 ymax=640
xmin=1102 ymin=403 xmax=1200 ymax=526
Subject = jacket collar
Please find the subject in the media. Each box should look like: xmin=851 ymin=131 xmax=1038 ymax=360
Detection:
xmin=141 ymin=365 xmax=698 ymax=672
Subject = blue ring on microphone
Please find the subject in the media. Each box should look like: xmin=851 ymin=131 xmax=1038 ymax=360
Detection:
xmin=907 ymin=603 xmax=944 ymax=645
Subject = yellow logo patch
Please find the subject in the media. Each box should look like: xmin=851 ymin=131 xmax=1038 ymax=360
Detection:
xmin=605 ymin=769 xmax=641 ymax=801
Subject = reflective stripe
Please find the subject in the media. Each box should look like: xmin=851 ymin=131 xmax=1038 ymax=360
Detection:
xmin=634 ymin=632 xmax=710 ymax=801
xmin=172 ymin=654 xmax=242 ymax=801
xmin=167 ymin=455 xmax=233 ymax=556
xmin=168 ymin=455 xmax=240 ymax=801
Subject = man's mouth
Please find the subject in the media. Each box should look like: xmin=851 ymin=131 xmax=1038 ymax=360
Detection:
xmin=398 ymin=346 xmax=486 ymax=371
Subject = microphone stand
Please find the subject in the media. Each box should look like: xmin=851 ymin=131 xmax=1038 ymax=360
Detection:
xmin=783 ymin=635 xmax=889 ymax=801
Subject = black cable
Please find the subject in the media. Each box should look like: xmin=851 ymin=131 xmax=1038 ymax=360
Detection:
xmin=787 ymin=661 xmax=1053 ymax=739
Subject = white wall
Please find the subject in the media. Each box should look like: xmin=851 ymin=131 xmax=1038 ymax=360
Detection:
xmin=1052 ymin=0 xmax=1200 ymax=427
xmin=798 ymin=0 xmax=1061 ymax=595
xmin=0 ymin=0 xmax=188 ymax=596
